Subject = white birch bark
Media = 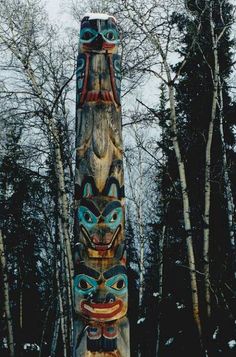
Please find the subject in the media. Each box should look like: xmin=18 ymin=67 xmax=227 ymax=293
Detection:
xmin=126 ymin=138 xmax=146 ymax=309
xmin=203 ymin=86 xmax=218 ymax=317
xmin=168 ymin=82 xmax=202 ymax=336
xmin=137 ymin=148 xmax=145 ymax=308
xmin=0 ymin=26 xmax=74 ymax=350
xmin=218 ymin=79 xmax=235 ymax=247
xmin=56 ymin=263 xmax=68 ymax=357
xmin=203 ymin=2 xmax=225 ymax=319
xmin=155 ymin=224 xmax=165 ymax=357
xmin=50 ymin=305 xmax=61 ymax=357
xmin=0 ymin=230 xmax=15 ymax=357
xmin=123 ymin=4 xmax=202 ymax=338
xmin=0 ymin=13 xmax=74 ymax=285
xmin=57 ymin=216 xmax=71 ymax=351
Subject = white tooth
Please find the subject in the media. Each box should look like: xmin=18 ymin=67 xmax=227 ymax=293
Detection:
xmin=83 ymin=304 xmax=94 ymax=312
xmin=83 ymin=303 xmax=120 ymax=314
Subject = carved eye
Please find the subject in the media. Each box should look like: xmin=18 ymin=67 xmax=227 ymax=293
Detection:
xmin=111 ymin=278 xmax=126 ymax=290
xmin=105 ymin=31 xmax=115 ymax=41
xmin=82 ymin=31 xmax=94 ymax=41
xmin=78 ymin=279 xmax=92 ymax=290
xmin=110 ymin=212 xmax=118 ymax=222
xmin=84 ymin=212 xmax=92 ymax=223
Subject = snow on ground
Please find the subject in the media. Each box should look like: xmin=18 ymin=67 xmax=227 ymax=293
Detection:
xmin=176 ymin=302 xmax=185 ymax=310
xmin=23 ymin=343 xmax=40 ymax=351
xmin=137 ymin=317 xmax=145 ymax=324
xmin=165 ymin=337 xmax=174 ymax=346
xmin=228 ymin=340 xmax=236 ymax=349
xmin=213 ymin=326 xmax=219 ymax=340
xmin=175 ymin=260 xmax=182 ymax=265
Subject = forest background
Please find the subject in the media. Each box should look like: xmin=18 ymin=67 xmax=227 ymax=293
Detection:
xmin=0 ymin=0 xmax=236 ymax=356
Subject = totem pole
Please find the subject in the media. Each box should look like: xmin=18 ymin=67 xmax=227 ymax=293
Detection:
xmin=74 ymin=13 xmax=130 ymax=356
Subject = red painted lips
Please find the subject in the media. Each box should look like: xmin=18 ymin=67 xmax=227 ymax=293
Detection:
xmin=91 ymin=232 xmax=114 ymax=251
xmin=81 ymin=300 xmax=123 ymax=321
xmin=82 ymin=43 xmax=116 ymax=51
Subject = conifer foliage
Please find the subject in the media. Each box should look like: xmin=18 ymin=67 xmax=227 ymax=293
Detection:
xmin=0 ymin=0 xmax=235 ymax=356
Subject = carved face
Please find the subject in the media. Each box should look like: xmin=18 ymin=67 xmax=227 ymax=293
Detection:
xmin=78 ymin=197 xmax=123 ymax=251
xmin=77 ymin=177 xmax=124 ymax=253
xmin=74 ymin=264 xmax=128 ymax=322
xmin=80 ymin=16 xmax=120 ymax=52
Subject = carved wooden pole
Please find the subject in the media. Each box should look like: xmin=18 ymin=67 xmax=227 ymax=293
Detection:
xmin=73 ymin=13 xmax=130 ymax=356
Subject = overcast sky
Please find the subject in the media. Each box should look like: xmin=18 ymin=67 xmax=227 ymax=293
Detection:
xmin=45 ymin=0 xmax=75 ymax=26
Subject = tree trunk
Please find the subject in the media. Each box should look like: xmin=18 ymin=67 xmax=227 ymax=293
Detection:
xmin=137 ymin=149 xmax=145 ymax=308
xmin=1 ymin=33 xmax=74 ymax=318
xmin=0 ymin=230 xmax=15 ymax=357
xmin=218 ymin=79 xmax=235 ymax=247
xmin=56 ymin=263 xmax=68 ymax=357
xmin=50 ymin=305 xmax=61 ymax=357
xmin=168 ymin=83 xmax=202 ymax=338
xmin=203 ymin=4 xmax=220 ymax=320
xmin=156 ymin=224 xmax=166 ymax=357
xmin=57 ymin=214 xmax=73 ymax=349
xmin=122 ymin=11 xmax=202 ymax=338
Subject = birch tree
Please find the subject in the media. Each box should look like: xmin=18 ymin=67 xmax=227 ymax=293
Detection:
xmin=0 ymin=230 xmax=15 ymax=357
xmin=118 ymin=0 xmax=204 ymax=342
xmin=0 ymin=0 xmax=76 ymax=353
xmin=172 ymin=2 xmax=236 ymax=354
xmin=185 ymin=0 xmax=236 ymax=326
xmin=125 ymin=128 xmax=148 ymax=310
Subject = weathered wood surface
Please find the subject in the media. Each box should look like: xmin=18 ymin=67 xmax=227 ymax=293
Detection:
xmin=73 ymin=14 xmax=129 ymax=357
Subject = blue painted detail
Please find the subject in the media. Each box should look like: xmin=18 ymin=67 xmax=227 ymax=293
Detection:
xmin=105 ymin=274 xmax=128 ymax=296
xmin=104 ymin=207 xmax=123 ymax=230
xmin=80 ymin=27 xmax=120 ymax=45
xmin=80 ymin=28 xmax=98 ymax=43
xmin=76 ymin=54 xmax=87 ymax=105
xmin=77 ymin=78 xmax=84 ymax=90
xmin=100 ymin=29 xmax=120 ymax=44
xmin=77 ymin=57 xmax=85 ymax=71
xmin=114 ymin=58 xmax=121 ymax=74
xmin=74 ymin=274 xmax=98 ymax=296
xmin=78 ymin=206 xmax=98 ymax=230
xmin=83 ymin=182 xmax=93 ymax=197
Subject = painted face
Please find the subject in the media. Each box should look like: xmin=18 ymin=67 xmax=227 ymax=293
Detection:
xmin=74 ymin=264 xmax=128 ymax=322
xmin=77 ymin=178 xmax=124 ymax=253
xmin=78 ymin=197 xmax=123 ymax=251
xmin=80 ymin=16 xmax=120 ymax=51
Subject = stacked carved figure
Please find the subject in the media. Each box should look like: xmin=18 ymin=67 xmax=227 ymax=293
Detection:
xmin=74 ymin=14 xmax=130 ymax=357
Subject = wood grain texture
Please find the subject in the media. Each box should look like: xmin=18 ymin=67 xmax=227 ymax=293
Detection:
xmin=74 ymin=14 xmax=129 ymax=357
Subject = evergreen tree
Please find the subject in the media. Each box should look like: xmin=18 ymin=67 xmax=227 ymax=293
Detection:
xmin=172 ymin=1 xmax=236 ymax=354
xmin=0 ymin=122 xmax=54 ymax=354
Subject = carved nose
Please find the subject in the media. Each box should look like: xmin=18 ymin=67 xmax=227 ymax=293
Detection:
xmin=105 ymin=293 xmax=116 ymax=303
xmin=98 ymin=216 xmax=104 ymax=224
xmin=90 ymin=292 xmax=116 ymax=304
xmin=95 ymin=34 xmax=104 ymax=49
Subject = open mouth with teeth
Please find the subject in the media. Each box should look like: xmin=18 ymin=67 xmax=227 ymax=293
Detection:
xmin=81 ymin=300 xmax=123 ymax=321
xmin=81 ymin=225 xmax=120 ymax=251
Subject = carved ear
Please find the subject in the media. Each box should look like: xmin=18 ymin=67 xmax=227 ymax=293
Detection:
xmin=80 ymin=177 xmax=98 ymax=199
xmin=108 ymin=183 xmax=118 ymax=198
xmin=83 ymin=183 xmax=93 ymax=197
xmin=104 ymin=177 xmax=121 ymax=198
